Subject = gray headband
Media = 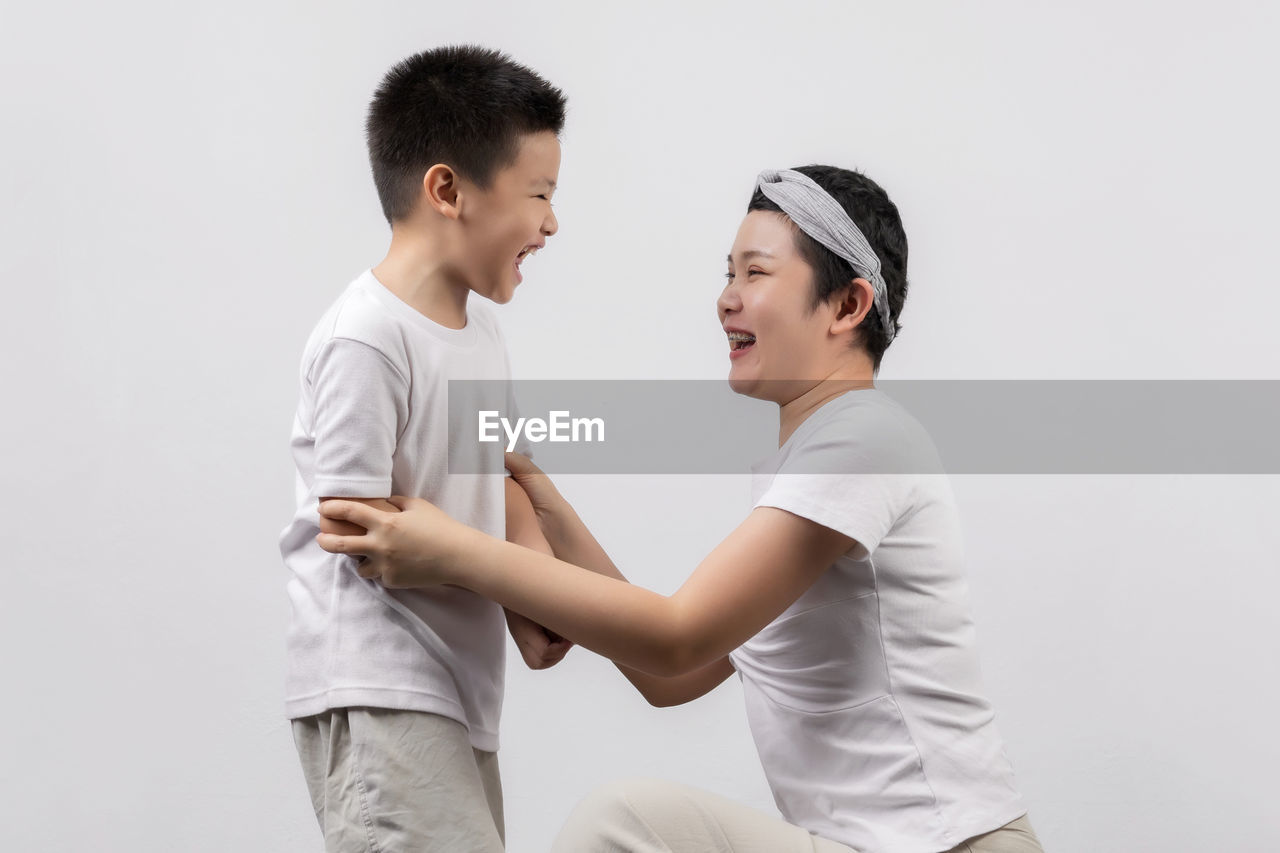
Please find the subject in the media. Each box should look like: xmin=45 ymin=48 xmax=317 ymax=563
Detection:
xmin=756 ymin=169 xmax=895 ymax=341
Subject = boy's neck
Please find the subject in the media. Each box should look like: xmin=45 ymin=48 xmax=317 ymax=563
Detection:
xmin=372 ymin=226 xmax=470 ymax=330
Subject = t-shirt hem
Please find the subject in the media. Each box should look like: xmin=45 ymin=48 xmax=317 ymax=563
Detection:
xmin=312 ymin=476 xmax=393 ymax=499
xmin=754 ymin=492 xmax=880 ymax=555
xmin=940 ymin=798 xmax=1028 ymax=852
xmin=285 ymin=687 xmax=500 ymax=752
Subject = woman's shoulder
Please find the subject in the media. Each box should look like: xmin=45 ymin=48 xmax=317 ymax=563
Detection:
xmin=782 ymin=390 xmax=943 ymax=476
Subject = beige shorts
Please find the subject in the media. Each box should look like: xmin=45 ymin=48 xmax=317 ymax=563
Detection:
xmin=550 ymin=777 xmax=1044 ymax=853
xmin=292 ymin=707 xmax=504 ymax=853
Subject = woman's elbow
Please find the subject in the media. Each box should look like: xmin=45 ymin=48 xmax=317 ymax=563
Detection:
xmin=646 ymin=622 xmax=716 ymax=678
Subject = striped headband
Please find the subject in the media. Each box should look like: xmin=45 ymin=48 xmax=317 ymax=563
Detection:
xmin=756 ymin=169 xmax=895 ymax=340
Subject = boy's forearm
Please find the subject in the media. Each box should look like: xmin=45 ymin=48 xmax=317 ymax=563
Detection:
xmin=446 ymin=533 xmax=687 ymax=676
xmin=537 ymin=498 xmax=626 ymax=582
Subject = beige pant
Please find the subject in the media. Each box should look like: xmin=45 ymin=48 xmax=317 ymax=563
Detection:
xmin=292 ymin=708 xmax=504 ymax=853
xmin=551 ymin=777 xmax=1043 ymax=853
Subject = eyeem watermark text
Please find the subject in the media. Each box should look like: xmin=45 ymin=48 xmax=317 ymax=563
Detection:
xmin=478 ymin=410 xmax=605 ymax=452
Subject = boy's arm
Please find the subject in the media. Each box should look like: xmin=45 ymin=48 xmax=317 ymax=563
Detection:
xmin=309 ymin=338 xmax=407 ymax=556
xmin=507 ymin=458 xmax=734 ymax=706
xmin=504 ymin=478 xmax=573 ymax=670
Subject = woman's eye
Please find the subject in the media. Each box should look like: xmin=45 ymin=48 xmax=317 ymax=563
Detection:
xmin=724 ymin=272 xmax=735 ymax=281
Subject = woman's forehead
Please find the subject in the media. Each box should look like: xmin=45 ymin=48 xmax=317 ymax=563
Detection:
xmin=729 ymin=210 xmax=799 ymax=259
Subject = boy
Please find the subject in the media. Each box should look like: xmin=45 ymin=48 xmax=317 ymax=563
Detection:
xmin=277 ymin=45 xmax=568 ymax=851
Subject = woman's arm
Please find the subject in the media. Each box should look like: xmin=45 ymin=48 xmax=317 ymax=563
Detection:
xmin=318 ymin=496 xmax=855 ymax=678
xmin=507 ymin=455 xmax=736 ymax=705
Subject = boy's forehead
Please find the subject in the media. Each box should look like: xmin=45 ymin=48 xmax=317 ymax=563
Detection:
xmin=508 ymin=131 xmax=561 ymax=181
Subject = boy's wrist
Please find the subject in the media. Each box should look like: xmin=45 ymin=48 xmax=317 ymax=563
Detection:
xmin=534 ymin=496 xmax=576 ymax=551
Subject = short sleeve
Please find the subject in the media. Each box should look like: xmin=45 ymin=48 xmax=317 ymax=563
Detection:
xmin=754 ymin=419 xmax=919 ymax=558
xmin=505 ymin=379 xmax=534 ymax=461
xmin=307 ymin=338 xmax=408 ymax=497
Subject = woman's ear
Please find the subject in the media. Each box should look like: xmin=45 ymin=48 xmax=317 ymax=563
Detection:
xmin=422 ymin=164 xmax=462 ymax=219
xmin=830 ymin=277 xmax=875 ymax=337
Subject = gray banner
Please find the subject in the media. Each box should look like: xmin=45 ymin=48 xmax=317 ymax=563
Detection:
xmin=446 ymin=380 xmax=1280 ymax=474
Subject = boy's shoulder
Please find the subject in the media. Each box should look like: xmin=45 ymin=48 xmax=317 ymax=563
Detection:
xmin=306 ymin=271 xmax=403 ymax=355
xmin=301 ymin=271 xmax=508 ymax=375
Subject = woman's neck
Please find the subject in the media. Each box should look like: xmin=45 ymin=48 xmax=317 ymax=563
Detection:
xmin=777 ymin=365 xmax=875 ymax=446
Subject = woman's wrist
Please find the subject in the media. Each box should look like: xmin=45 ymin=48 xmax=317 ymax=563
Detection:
xmin=439 ymin=523 xmax=498 ymax=587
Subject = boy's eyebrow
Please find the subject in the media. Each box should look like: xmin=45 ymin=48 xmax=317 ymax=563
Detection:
xmin=536 ymin=178 xmax=557 ymax=189
xmin=727 ymin=249 xmax=776 ymax=262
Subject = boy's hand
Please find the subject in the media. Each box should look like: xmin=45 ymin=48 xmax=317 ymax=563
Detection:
xmin=504 ymin=452 xmax=566 ymax=521
xmin=505 ymin=608 xmax=573 ymax=670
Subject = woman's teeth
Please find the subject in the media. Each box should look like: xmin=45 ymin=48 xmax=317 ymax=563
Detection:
xmin=727 ymin=331 xmax=756 ymax=351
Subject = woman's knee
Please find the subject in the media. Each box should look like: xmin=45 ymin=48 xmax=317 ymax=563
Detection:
xmin=551 ymin=777 xmax=682 ymax=853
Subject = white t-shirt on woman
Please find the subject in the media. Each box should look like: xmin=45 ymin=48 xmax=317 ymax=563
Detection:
xmin=729 ymin=389 xmax=1026 ymax=853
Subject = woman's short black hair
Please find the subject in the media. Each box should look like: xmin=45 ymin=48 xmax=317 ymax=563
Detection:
xmin=366 ymin=45 xmax=567 ymax=224
xmin=748 ymin=165 xmax=909 ymax=370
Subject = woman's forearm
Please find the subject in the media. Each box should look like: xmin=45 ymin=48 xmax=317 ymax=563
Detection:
xmin=532 ymin=493 xmax=731 ymax=705
xmin=444 ymin=529 xmax=696 ymax=676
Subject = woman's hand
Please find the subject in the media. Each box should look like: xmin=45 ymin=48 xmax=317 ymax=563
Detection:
xmin=316 ymin=496 xmax=475 ymax=588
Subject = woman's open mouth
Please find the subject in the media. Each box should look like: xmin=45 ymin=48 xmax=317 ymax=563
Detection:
xmin=727 ymin=330 xmax=756 ymax=359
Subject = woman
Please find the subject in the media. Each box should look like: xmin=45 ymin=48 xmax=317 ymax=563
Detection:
xmin=318 ymin=166 xmax=1044 ymax=853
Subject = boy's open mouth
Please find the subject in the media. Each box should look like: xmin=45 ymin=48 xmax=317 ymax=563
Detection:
xmin=513 ymin=245 xmax=540 ymax=282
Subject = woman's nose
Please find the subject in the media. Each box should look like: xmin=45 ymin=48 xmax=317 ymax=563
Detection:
xmin=717 ymin=281 xmax=740 ymax=322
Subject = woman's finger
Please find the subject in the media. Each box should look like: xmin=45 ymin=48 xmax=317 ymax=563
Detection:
xmin=386 ymin=495 xmax=420 ymax=512
xmin=316 ymin=532 xmax=368 ymax=555
xmin=318 ymin=499 xmax=382 ymax=529
xmin=319 ymin=516 xmax=366 ymax=537
xmin=354 ymin=558 xmax=382 ymax=579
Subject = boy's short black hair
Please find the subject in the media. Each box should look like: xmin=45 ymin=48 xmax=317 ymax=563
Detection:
xmin=366 ymin=45 xmax=567 ymax=223
xmin=748 ymin=165 xmax=909 ymax=371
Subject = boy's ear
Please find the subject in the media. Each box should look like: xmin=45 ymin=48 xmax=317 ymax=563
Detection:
xmin=830 ymin=277 xmax=875 ymax=337
xmin=422 ymin=164 xmax=462 ymax=220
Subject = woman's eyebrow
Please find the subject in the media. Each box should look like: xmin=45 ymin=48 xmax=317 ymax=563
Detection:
xmin=727 ymin=249 xmax=777 ymax=262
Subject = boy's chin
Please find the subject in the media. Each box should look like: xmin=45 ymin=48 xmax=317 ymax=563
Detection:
xmin=474 ymin=279 xmax=518 ymax=305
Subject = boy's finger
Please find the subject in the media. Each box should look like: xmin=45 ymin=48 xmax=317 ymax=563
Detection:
xmin=503 ymin=452 xmax=540 ymax=477
xmin=387 ymin=495 xmax=414 ymax=511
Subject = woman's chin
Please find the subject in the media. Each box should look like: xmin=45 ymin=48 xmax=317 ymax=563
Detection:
xmin=727 ymin=372 xmax=765 ymax=400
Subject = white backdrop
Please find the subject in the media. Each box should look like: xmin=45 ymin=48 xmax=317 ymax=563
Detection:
xmin=2 ymin=1 xmax=1278 ymax=851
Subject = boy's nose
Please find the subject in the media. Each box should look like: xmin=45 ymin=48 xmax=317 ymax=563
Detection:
xmin=542 ymin=207 xmax=558 ymax=237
